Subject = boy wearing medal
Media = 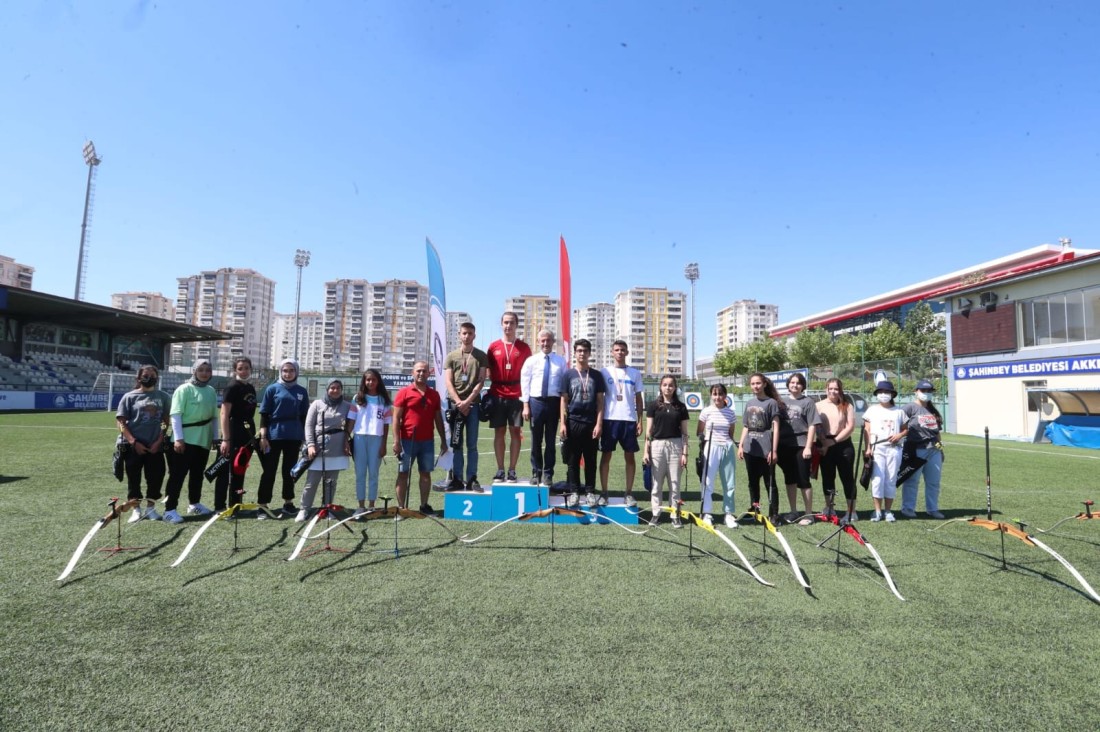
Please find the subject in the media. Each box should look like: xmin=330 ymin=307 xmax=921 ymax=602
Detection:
xmin=598 ymin=339 xmax=645 ymax=507
xmin=487 ymin=311 xmax=532 ymax=482
xmin=443 ymin=322 xmax=488 ymax=491
xmin=559 ymin=339 xmax=606 ymax=507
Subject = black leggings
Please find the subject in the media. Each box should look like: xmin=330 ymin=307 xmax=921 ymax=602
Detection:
xmin=215 ymin=424 xmax=255 ymax=509
xmin=744 ymin=454 xmax=780 ymax=517
xmin=165 ymin=443 xmax=211 ymax=511
xmin=820 ymin=438 xmax=856 ymax=502
xmin=565 ymin=418 xmax=598 ymax=491
xmin=258 ymin=439 xmax=301 ymax=505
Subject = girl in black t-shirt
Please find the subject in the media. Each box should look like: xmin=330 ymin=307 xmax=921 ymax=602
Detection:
xmin=643 ymin=375 xmax=690 ymax=527
xmin=215 ymin=357 xmax=257 ymax=511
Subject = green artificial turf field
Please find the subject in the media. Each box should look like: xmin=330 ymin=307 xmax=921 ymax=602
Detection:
xmin=1 ymin=411 xmax=1098 ymax=731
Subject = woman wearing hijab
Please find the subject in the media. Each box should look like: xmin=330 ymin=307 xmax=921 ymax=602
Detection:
xmin=257 ymin=358 xmax=310 ymax=518
xmin=163 ymin=358 xmax=219 ymax=524
xmin=297 ymin=379 xmax=353 ymax=521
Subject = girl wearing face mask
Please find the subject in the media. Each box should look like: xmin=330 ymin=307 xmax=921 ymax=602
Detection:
xmin=214 ymin=357 xmax=256 ymax=512
xmin=117 ymin=366 xmax=171 ymax=523
xmin=163 ymin=359 xmax=219 ymax=524
xmin=297 ymin=379 xmax=353 ymax=521
xmin=900 ymin=379 xmax=945 ymax=519
xmin=737 ymin=373 xmax=782 ymax=522
xmin=257 ymin=358 xmax=310 ymax=518
xmin=696 ymin=384 xmax=738 ymax=528
xmin=815 ymin=378 xmax=858 ymax=523
xmin=862 ymin=380 xmax=907 ymax=522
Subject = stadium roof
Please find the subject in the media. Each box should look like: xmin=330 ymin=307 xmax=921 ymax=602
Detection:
xmin=770 ymin=243 xmax=1098 ymax=338
xmin=0 ymin=287 xmax=228 ymax=342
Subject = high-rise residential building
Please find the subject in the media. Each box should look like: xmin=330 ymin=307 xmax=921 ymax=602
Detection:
xmin=503 ymin=295 xmax=560 ymax=343
xmin=716 ymin=299 xmax=779 ymax=352
xmin=0 ymin=255 xmax=34 ymax=290
xmin=111 ymin=291 xmax=175 ymax=321
xmin=573 ymin=302 xmax=616 ymax=369
xmin=171 ymin=268 xmax=275 ymax=371
xmin=445 ymin=311 xmax=473 ymax=354
xmin=323 ymin=279 xmax=368 ymax=372
xmin=363 ymin=279 xmax=430 ymax=373
xmin=272 ymin=311 xmax=323 ymax=371
xmin=613 ymin=287 xmax=686 ymax=377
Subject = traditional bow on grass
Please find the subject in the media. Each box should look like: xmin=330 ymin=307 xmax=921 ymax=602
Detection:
xmin=736 ymin=505 xmax=810 ymax=589
xmin=931 ymin=516 xmax=1100 ymax=605
xmin=807 ymin=512 xmax=905 ymax=601
xmin=58 ymin=497 xmax=141 ymax=581
xmin=649 ymin=505 xmax=774 ymax=587
xmin=459 ymin=505 xmax=587 ymax=544
xmin=170 ymin=503 xmax=281 ymax=567
xmin=1037 ymin=500 xmax=1100 ymax=534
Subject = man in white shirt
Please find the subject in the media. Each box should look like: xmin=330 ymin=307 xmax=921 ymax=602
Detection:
xmin=598 ymin=340 xmax=645 ymax=506
xmin=520 ymin=329 xmax=568 ymax=487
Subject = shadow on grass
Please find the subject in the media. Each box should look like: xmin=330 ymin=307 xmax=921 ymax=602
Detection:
xmin=0 ymin=475 xmax=28 ymax=484
xmin=180 ymin=525 xmax=292 ymax=586
xmin=59 ymin=527 xmax=185 ymax=586
xmin=930 ymin=536 xmax=1100 ymax=604
xmin=311 ymin=536 xmax=460 ymax=579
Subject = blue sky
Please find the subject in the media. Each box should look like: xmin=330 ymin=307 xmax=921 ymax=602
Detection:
xmin=3 ymin=1 xmax=1099 ymax=364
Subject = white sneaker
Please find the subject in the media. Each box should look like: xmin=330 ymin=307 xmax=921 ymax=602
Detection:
xmin=703 ymin=514 xmax=714 ymax=528
xmin=624 ymin=494 xmax=638 ymax=508
xmin=163 ymin=509 xmax=183 ymax=524
xmin=671 ymin=515 xmax=683 ymax=529
xmin=884 ymin=511 xmax=896 ymax=523
xmin=295 ymin=509 xmax=310 ymax=523
xmin=128 ymin=508 xmax=144 ymax=524
xmin=724 ymin=513 xmax=738 ymax=529
xmin=187 ymin=503 xmax=213 ymax=516
xmin=847 ymin=511 xmax=859 ymax=523
xmin=144 ymin=508 xmax=162 ymax=521
xmin=870 ymin=511 xmax=883 ymax=522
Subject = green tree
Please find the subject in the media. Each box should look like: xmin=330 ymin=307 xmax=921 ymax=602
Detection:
xmin=833 ymin=332 xmax=866 ymax=364
xmin=864 ymin=320 xmax=909 ymax=360
xmin=713 ymin=335 xmax=788 ymax=376
xmin=903 ymin=301 xmax=947 ymax=355
xmin=788 ymin=327 xmax=836 ymax=368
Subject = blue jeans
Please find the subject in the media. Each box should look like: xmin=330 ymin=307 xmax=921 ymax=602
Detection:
xmin=451 ymin=404 xmax=480 ymax=482
xmin=901 ymin=447 xmax=943 ymax=512
xmin=352 ymin=434 xmax=384 ymax=502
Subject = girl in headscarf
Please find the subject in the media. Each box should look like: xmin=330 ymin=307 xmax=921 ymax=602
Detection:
xmin=257 ymin=358 xmax=309 ymax=518
xmin=163 ymin=358 xmax=219 ymax=524
xmin=297 ymin=379 xmax=353 ymax=521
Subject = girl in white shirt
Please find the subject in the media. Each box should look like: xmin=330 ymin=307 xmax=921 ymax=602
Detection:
xmin=696 ymin=384 xmax=738 ymax=528
xmin=861 ymin=381 xmax=907 ymax=522
xmin=348 ymin=369 xmax=392 ymax=516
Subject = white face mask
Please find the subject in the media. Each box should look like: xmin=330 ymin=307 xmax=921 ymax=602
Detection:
xmin=877 ymin=393 xmax=893 ymax=404
xmin=915 ymin=391 xmax=930 ymax=402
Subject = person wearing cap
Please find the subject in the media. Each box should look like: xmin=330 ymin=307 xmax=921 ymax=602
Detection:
xmin=214 ymin=357 xmax=257 ymax=513
xmin=297 ymin=379 xmax=353 ymax=521
xmin=257 ymin=358 xmax=310 ymax=518
xmin=900 ymin=379 xmax=945 ymax=519
xmin=163 ymin=358 xmax=219 ymax=524
xmin=861 ymin=380 xmax=907 ymax=522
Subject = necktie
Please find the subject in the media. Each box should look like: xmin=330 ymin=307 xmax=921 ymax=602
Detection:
xmin=541 ymin=354 xmax=551 ymax=397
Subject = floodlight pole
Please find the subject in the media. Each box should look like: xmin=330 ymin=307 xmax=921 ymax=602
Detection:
xmin=684 ymin=263 xmax=699 ymax=380
xmin=293 ymin=249 xmax=311 ymax=363
xmin=75 ymin=141 xmax=101 ymax=301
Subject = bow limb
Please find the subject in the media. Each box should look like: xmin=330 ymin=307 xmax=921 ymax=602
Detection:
xmin=687 ymin=514 xmax=774 ymax=587
xmin=58 ymin=499 xmax=142 ymax=581
xmin=458 ymin=513 xmax=526 ymax=544
xmin=739 ymin=508 xmax=808 ymax=588
xmin=860 ymin=540 xmax=906 ymax=601
xmin=574 ymin=508 xmax=650 ymax=536
xmin=170 ymin=511 xmax=226 ymax=567
xmin=287 ymin=512 xmax=323 ymax=561
xmin=1028 ymin=536 xmax=1100 ymax=604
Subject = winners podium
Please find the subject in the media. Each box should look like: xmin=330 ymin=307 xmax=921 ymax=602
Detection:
xmin=443 ymin=479 xmax=640 ymax=525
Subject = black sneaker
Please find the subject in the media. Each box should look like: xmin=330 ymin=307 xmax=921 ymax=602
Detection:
xmin=467 ymin=477 xmax=482 ymax=493
xmin=280 ymin=503 xmax=299 ymax=519
xmin=446 ymin=478 xmax=465 ymax=492
xmin=419 ymin=503 xmax=436 ymax=516
xmin=493 ymin=469 xmax=506 ymax=482
xmin=506 ymin=469 xmax=517 ymax=483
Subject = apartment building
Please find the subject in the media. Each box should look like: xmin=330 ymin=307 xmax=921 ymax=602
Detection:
xmin=271 ymin=311 xmax=323 ymax=371
xmin=0 ymin=255 xmax=34 ymax=290
xmin=363 ymin=279 xmax=431 ymax=373
xmin=613 ymin=287 xmax=686 ymax=377
xmin=172 ymin=268 xmax=275 ymax=371
xmin=111 ymin=291 xmax=175 ymax=321
xmin=717 ymin=299 xmax=779 ymax=351
xmin=503 ymin=295 xmax=560 ymax=343
xmin=573 ymin=302 xmax=616 ymax=369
